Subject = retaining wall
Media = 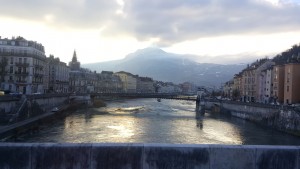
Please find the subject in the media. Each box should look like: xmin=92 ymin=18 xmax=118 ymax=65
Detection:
xmin=0 ymin=143 xmax=299 ymax=169
xmin=210 ymin=101 xmax=300 ymax=135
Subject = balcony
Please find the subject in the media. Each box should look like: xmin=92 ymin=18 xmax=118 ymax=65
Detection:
xmin=15 ymin=62 xmax=29 ymax=67
xmin=0 ymin=52 xmax=46 ymax=61
xmin=34 ymin=73 xmax=44 ymax=77
xmin=15 ymin=71 xmax=29 ymax=76
xmin=16 ymin=80 xmax=27 ymax=83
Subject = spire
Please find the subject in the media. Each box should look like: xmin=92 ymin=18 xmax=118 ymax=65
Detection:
xmin=72 ymin=50 xmax=77 ymax=62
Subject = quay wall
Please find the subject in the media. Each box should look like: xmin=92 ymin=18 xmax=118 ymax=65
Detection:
xmin=0 ymin=95 xmax=69 ymax=113
xmin=0 ymin=143 xmax=299 ymax=169
xmin=208 ymin=101 xmax=300 ymax=135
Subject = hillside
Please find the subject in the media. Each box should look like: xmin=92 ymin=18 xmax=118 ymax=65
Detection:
xmin=83 ymin=48 xmax=246 ymax=87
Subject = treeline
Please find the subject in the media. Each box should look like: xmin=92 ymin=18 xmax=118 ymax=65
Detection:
xmin=273 ymin=44 xmax=300 ymax=64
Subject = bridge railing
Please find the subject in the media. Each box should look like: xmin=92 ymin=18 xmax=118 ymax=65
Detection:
xmin=0 ymin=143 xmax=299 ymax=169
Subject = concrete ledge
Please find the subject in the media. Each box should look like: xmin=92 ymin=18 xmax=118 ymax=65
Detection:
xmin=0 ymin=143 xmax=299 ymax=169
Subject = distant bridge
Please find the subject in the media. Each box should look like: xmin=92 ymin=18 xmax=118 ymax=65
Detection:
xmin=90 ymin=92 xmax=197 ymax=101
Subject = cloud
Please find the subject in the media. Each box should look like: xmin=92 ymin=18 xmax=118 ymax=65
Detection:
xmin=1 ymin=0 xmax=300 ymax=46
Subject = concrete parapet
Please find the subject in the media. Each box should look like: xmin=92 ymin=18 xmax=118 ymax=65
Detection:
xmin=0 ymin=143 xmax=299 ymax=169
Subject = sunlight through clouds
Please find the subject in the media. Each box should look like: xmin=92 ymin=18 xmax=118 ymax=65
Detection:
xmin=1 ymin=0 xmax=300 ymax=63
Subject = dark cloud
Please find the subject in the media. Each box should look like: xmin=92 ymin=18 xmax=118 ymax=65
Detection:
xmin=1 ymin=0 xmax=300 ymax=46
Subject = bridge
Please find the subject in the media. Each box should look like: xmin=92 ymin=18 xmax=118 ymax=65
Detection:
xmin=0 ymin=143 xmax=298 ymax=169
xmin=90 ymin=92 xmax=197 ymax=101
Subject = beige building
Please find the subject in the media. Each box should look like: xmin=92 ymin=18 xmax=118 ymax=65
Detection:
xmin=284 ymin=63 xmax=300 ymax=104
xmin=114 ymin=71 xmax=137 ymax=92
xmin=242 ymin=67 xmax=256 ymax=101
xmin=233 ymin=72 xmax=243 ymax=99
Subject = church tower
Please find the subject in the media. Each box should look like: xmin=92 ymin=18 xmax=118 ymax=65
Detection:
xmin=69 ymin=50 xmax=81 ymax=71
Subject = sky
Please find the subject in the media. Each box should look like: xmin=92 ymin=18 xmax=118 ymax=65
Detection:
xmin=1 ymin=0 xmax=300 ymax=64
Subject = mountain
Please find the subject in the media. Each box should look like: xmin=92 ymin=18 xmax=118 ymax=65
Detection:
xmin=83 ymin=48 xmax=246 ymax=87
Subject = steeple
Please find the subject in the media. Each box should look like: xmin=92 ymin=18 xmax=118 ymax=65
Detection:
xmin=72 ymin=50 xmax=77 ymax=62
xmin=69 ymin=49 xmax=81 ymax=71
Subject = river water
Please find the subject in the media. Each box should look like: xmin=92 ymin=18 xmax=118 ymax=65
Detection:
xmin=14 ymin=99 xmax=300 ymax=145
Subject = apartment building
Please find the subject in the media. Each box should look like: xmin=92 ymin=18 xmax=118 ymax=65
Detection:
xmin=284 ymin=63 xmax=300 ymax=104
xmin=114 ymin=71 xmax=137 ymax=92
xmin=241 ymin=59 xmax=274 ymax=102
xmin=137 ymin=77 xmax=154 ymax=93
xmin=0 ymin=36 xmax=46 ymax=94
xmin=95 ymin=71 xmax=122 ymax=93
xmin=47 ymin=55 xmax=70 ymax=93
xmin=233 ymin=72 xmax=243 ymax=95
xmin=223 ymin=80 xmax=234 ymax=98
xmin=273 ymin=65 xmax=285 ymax=103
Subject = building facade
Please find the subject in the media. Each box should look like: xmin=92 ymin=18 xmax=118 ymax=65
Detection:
xmin=95 ymin=71 xmax=122 ymax=93
xmin=273 ymin=65 xmax=285 ymax=103
xmin=114 ymin=71 xmax=137 ymax=92
xmin=0 ymin=36 xmax=46 ymax=94
xmin=47 ymin=55 xmax=69 ymax=93
xmin=137 ymin=77 xmax=154 ymax=93
xmin=284 ymin=63 xmax=300 ymax=104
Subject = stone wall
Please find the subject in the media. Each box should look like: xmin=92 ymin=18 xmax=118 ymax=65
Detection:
xmin=0 ymin=96 xmax=68 ymax=113
xmin=210 ymin=101 xmax=300 ymax=135
xmin=0 ymin=143 xmax=299 ymax=169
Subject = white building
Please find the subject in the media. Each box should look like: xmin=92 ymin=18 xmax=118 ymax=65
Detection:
xmin=0 ymin=36 xmax=46 ymax=94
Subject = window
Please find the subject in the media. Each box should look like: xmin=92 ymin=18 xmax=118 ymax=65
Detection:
xmin=287 ymin=86 xmax=289 ymax=92
xmin=10 ymin=57 xmax=13 ymax=64
xmin=9 ymin=66 xmax=13 ymax=73
xmin=24 ymin=58 xmax=27 ymax=63
xmin=19 ymin=58 xmax=22 ymax=63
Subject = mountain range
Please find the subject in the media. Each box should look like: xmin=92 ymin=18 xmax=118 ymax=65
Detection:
xmin=83 ymin=48 xmax=246 ymax=87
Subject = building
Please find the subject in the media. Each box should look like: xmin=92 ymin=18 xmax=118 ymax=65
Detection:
xmin=47 ymin=55 xmax=69 ymax=93
xmin=95 ymin=71 xmax=122 ymax=93
xmin=273 ymin=65 xmax=285 ymax=104
xmin=68 ymin=52 xmax=97 ymax=93
xmin=233 ymin=72 xmax=243 ymax=99
xmin=258 ymin=66 xmax=274 ymax=104
xmin=137 ymin=77 xmax=154 ymax=93
xmin=241 ymin=59 xmax=274 ymax=102
xmin=180 ymin=82 xmax=197 ymax=94
xmin=242 ymin=66 xmax=256 ymax=102
xmin=0 ymin=36 xmax=46 ymax=94
xmin=114 ymin=71 xmax=137 ymax=92
xmin=223 ymin=80 xmax=234 ymax=98
xmin=155 ymin=81 xmax=181 ymax=93
xmin=69 ymin=50 xmax=80 ymax=71
xmin=284 ymin=63 xmax=300 ymax=104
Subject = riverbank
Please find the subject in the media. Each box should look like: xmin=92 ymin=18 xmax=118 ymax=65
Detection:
xmin=0 ymin=100 xmax=96 ymax=140
xmin=208 ymin=101 xmax=300 ymax=136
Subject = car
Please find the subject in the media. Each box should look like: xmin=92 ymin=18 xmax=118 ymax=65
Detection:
xmin=0 ymin=91 xmax=4 ymax=96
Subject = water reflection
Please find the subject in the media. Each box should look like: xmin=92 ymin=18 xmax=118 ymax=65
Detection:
xmin=8 ymin=99 xmax=300 ymax=145
xmin=196 ymin=119 xmax=203 ymax=130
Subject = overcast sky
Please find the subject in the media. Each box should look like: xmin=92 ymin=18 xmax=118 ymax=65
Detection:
xmin=1 ymin=0 xmax=300 ymax=64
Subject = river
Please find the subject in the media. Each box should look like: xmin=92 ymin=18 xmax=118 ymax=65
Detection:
xmin=13 ymin=98 xmax=300 ymax=145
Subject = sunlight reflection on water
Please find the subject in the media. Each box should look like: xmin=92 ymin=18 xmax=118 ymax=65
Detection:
xmin=13 ymin=98 xmax=300 ymax=145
